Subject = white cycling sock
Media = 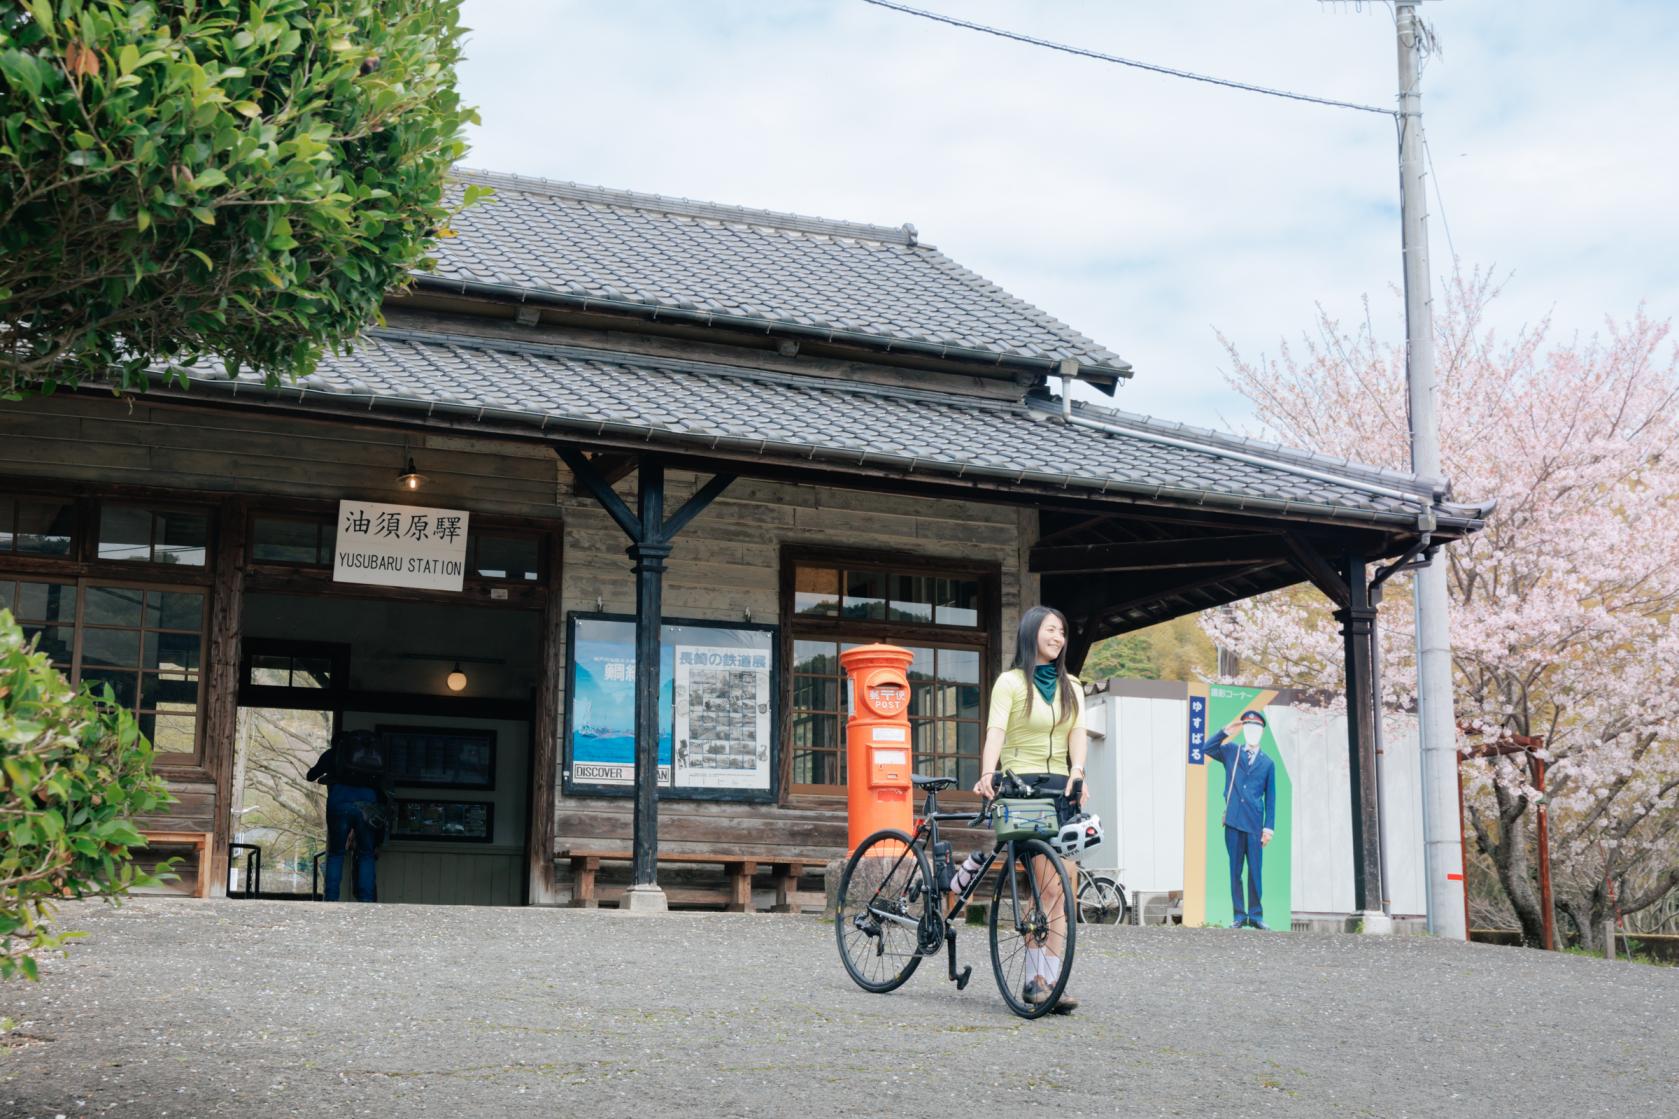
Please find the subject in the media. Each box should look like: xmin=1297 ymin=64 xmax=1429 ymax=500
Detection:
xmin=1025 ymin=947 xmax=1043 ymax=981
xmin=1046 ymin=953 xmax=1062 ymax=983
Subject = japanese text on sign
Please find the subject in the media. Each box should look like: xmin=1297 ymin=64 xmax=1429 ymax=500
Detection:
xmin=1188 ymin=693 xmax=1208 ymax=765
xmin=334 ymin=500 xmax=471 ymax=592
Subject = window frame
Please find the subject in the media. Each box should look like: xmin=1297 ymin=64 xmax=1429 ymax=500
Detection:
xmin=0 ymin=487 xmax=216 ymax=585
xmin=238 ymin=637 xmax=352 ymax=710
xmin=0 ymin=493 xmax=80 ymax=560
xmin=95 ymin=501 xmax=214 ymax=569
xmin=0 ymin=573 xmax=211 ymax=769
xmin=779 ymin=546 xmax=1001 ymax=801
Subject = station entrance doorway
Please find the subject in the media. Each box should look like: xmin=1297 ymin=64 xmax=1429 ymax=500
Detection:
xmin=228 ymin=592 xmax=540 ymax=905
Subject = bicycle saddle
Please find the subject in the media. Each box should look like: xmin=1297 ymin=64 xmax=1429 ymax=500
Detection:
xmin=911 ymin=774 xmax=958 ymax=790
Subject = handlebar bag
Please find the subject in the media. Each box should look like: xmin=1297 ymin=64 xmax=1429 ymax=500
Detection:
xmin=993 ymin=797 xmax=1058 ymax=842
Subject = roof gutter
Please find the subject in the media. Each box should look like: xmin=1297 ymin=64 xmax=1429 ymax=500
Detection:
xmin=140 ymin=371 xmax=1482 ymax=535
xmin=1049 ymin=399 xmax=1494 ymax=529
xmin=408 ymin=274 xmax=1132 ymax=389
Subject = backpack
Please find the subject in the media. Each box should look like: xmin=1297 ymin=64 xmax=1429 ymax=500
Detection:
xmin=331 ymin=730 xmax=387 ymax=788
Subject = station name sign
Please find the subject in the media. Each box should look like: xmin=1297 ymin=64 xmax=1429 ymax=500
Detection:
xmin=333 ymin=500 xmax=472 ymax=592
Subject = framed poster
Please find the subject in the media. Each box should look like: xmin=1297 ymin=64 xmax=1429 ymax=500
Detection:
xmin=562 ymin=612 xmax=777 ymax=802
xmin=377 ymin=725 xmax=496 ymax=790
xmin=390 ymin=798 xmax=494 ymax=843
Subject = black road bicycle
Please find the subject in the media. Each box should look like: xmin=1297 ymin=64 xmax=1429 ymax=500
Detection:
xmin=834 ymin=771 xmax=1077 ymax=1019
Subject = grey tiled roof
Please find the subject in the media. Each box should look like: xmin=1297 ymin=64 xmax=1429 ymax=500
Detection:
xmin=421 ymin=170 xmax=1130 ymax=379
xmin=186 ymin=330 xmax=1469 ymax=530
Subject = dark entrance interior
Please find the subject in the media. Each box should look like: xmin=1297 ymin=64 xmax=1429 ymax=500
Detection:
xmin=229 ymin=592 xmax=539 ymax=905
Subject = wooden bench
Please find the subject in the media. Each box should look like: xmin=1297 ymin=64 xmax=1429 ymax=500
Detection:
xmin=139 ymin=830 xmax=213 ymax=899
xmin=563 ymin=850 xmax=829 ymax=913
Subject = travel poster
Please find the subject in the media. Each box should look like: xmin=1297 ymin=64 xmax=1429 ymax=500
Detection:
xmin=565 ymin=615 xmax=777 ymax=798
xmin=568 ymin=617 xmax=674 ymax=787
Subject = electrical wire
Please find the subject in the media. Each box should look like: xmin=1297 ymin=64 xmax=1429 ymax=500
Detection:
xmin=860 ymin=0 xmax=1396 ymax=117
xmin=1422 ymin=130 xmax=1459 ymax=266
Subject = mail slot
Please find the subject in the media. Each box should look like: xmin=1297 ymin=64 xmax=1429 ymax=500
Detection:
xmin=840 ymin=643 xmax=916 ymax=851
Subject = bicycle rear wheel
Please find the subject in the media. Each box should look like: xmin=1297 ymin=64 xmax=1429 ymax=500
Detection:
xmin=835 ymin=828 xmax=935 ymax=994
xmin=989 ymin=838 xmax=1076 ymax=1019
xmin=1077 ymin=874 xmax=1128 ymax=925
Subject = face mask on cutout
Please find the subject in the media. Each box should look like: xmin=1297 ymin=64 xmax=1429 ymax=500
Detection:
xmin=1242 ymin=724 xmax=1263 ymax=747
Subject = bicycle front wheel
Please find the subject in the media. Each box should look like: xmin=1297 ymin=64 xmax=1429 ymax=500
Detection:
xmin=989 ymin=838 xmax=1076 ymax=1019
xmin=835 ymin=828 xmax=935 ymax=994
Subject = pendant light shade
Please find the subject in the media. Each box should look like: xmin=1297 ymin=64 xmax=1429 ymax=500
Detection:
xmin=397 ymin=457 xmax=426 ymax=491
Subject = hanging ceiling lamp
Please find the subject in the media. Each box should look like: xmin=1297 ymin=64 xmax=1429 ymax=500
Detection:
xmin=397 ymin=456 xmax=426 ymax=491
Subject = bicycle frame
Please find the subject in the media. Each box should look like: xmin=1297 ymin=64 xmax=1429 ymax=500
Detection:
xmin=860 ymin=783 xmax=1047 ymax=957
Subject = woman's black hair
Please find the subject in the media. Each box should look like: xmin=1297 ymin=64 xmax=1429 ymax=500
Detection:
xmin=1012 ymin=604 xmax=1074 ymax=728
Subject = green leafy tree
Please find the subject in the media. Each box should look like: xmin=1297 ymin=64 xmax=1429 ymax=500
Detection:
xmin=0 ymin=0 xmax=483 ymax=396
xmin=1082 ymin=632 xmax=1154 ymax=681
xmin=1 ymin=609 xmax=172 ymax=980
xmin=1083 ymin=617 xmax=1217 ymax=682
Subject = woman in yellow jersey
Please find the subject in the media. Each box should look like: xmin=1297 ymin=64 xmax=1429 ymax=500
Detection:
xmin=973 ymin=605 xmax=1088 ymax=1013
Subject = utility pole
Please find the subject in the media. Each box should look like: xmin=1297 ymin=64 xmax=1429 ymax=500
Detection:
xmin=1395 ymin=0 xmax=1467 ymax=940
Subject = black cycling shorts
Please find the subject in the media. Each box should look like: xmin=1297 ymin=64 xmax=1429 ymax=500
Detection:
xmin=1017 ymin=772 xmax=1079 ymax=827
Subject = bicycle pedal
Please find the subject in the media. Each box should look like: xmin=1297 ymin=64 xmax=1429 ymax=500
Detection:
xmin=953 ymin=965 xmax=972 ymax=991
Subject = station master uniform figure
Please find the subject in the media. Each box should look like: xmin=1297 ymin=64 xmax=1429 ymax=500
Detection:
xmin=1204 ymin=710 xmax=1278 ymax=929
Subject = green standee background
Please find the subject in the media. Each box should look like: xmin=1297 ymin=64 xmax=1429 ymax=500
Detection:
xmin=1202 ymin=684 xmax=1293 ymax=929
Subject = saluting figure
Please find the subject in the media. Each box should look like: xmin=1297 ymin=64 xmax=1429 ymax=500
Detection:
xmin=1204 ymin=710 xmax=1277 ymax=929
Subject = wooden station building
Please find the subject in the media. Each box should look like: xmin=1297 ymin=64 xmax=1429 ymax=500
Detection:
xmin=0 ymin=170 xmax=1488 ymax=909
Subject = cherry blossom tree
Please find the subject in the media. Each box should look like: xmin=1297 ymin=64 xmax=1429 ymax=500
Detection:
xmin=1206 ymin=271 xmax=1679 ymax=948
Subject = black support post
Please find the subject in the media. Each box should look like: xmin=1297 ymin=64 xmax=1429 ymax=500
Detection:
xmin=556 ymin=449 xmax=735 ymax=909
xmin=629 ymin=459 xmax=669 ymax=889
xmin=1335 ymin=551 xmax=1385 ymax=914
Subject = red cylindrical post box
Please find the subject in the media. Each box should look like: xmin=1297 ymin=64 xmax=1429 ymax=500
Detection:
xmin=839 ymin=643 xmax=916 ymax=851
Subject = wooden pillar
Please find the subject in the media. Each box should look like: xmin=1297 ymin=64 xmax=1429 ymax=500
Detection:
xmin=628 ymin=460 xmax=669 ymax=890
xmin=204 ymin=498 xmax=247 ymax=899
xmin=526 ymin=528 xmax=564 ymax=905
xmin=1334 ymin=550 xmax=1383 ymax=914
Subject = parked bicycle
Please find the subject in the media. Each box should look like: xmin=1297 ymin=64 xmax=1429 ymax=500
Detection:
xmin=834 ymin=770 xmax=1100 ymax=1019
xmin=1075 ymin=872 xmax=1130 ymax=925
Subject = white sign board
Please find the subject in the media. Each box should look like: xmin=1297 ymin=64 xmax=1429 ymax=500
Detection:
xmin=672 ymin=644 xmax=773 ymax=790
xmin=333 ymin=500 xmax=471 ymax=592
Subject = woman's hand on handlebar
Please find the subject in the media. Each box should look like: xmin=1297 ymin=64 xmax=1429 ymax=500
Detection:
xmin=973 ymin=771 xmax=998 ymax=799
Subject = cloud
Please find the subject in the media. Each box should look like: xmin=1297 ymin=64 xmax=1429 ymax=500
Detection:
xmin=453 ymin=0 xmax=1679 ymax=434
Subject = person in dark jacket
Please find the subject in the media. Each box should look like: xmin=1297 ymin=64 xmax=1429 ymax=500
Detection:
xmin=1204 ymin=710 xmax=1278 ymax=929
xmin=306 ymin=729 xmax=387 ymax=902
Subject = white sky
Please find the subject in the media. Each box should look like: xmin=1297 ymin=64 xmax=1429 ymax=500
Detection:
xmin=454 ymin=1 xmax=1679 ymax=430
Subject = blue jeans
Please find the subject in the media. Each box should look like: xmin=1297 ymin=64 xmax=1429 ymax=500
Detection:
xmin=324 ymin=786 xmax=379 ymax=902
xmin=1225 ymin=826 xmax=1263 ymax=925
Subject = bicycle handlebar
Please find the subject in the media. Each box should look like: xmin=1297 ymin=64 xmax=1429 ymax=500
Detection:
xmin=973 ymin=769 xmax=1037 ymax=824
xmin=975 ymin=769 xmax=1085 ymax=824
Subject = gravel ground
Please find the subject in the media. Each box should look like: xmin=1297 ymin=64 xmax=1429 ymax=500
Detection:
xmin=1 ymin=898 xmax=1673 ymax=1118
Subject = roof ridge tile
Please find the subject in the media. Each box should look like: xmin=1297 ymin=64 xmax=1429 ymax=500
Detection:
xmin=451 ymin=167 xmax=916 ymax=246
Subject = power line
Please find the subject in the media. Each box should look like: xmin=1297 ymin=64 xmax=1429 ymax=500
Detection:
xmin=1421 ymin=131 xmax=1458 ymax=266
xmin=860 ymin=0 xmax=1396 ymax=117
